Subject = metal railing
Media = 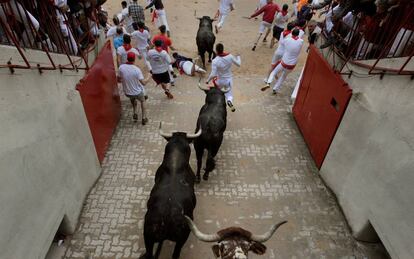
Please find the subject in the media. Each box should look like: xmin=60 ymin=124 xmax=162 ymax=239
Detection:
xmin=320 ymin=1 xmax=414 ymax=76
xmin=0 ymin=0 xmax=104 ymax=73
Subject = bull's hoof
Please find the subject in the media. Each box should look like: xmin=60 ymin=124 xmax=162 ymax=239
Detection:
xmin=139 ymin=253 xmax=151 ymax=259
xmin=195 ymin=175 xmax=201 ymax=184
xmin=203 ymin=173 xmax=209 ymax=181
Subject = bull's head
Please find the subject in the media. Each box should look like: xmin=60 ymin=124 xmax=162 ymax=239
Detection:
xmin=185 ymin=216 xmax=287 ymax=259
xmin=196 ymin=16 xmax=216 ymax=30
xmin=159 ymin=122 xmax=202 ymax=142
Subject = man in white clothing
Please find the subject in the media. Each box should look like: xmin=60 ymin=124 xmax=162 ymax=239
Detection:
xmin=270 ymin=4 xmax=289 ymax=48
xmin=215 ymin=0 xmax=235 ymax=34
xmin=118 ymin=52 xmax=150 ymax=124
xmin=206 ymin=43 xmax=241 ymax=112
xmin=117 ymin=34 xmax=140 ymax=66
xmin=106 ymin=16 xmax=127 ymax=38
xmin=147 ymin=39 xmax=174 ymax=99
xmin=131 ymin=21 xmax=152 ymax=70
xmin=262 ymin=28 xmax=303 ymax=95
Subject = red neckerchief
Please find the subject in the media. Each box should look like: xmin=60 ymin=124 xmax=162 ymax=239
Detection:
xmin=155 ymin=46 xmax=163 ymax=52
xmin=126 ymin=61 xmax=134 ymax=64
xmin=139 ymin=28 xmax=144 ymax=33
xmin=217 ymin=52 xmax=229 ymax=57
xmin=292 ymin=36 xmax=299 ymax=40
xmin=282 ymin=30 xmax=291 ymax=37
xmin=281 ymin=10 xmax=288 ymax=16
xmin=123 ymin=43 xmax=132 ymax=51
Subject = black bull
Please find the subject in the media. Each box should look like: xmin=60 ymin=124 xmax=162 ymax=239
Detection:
xmin=140 ymin=124 xmax=201 ymax=259
xmin=196 ymin=16 xmax=216 ymax=68
xmin=194 ymin=86 xmax=228 ymax=183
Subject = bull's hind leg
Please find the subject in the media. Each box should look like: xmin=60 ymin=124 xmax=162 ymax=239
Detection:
xmin=203 ymin=137 xmax=223 ymax=181
xmin=199 ymin=50 xmax=206 ymax=68
xmin=139 ymin=238 xmax=154 ymax=259
xmin=172 ymin=236 xmax=189 ymax=259
xmin=208 ymin=51 xmax=213 ymax=63
xmin=194 ymin=140 xmax=204 ymax=184
xmin=154 ymin=241 xmax=164 ymax=259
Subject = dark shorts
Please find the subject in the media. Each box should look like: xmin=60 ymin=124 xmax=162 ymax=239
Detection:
xmin=152 ymin=71 xmax=171 ymax=85
xmin=126 ymin=93 xmax=145 ymax=102
xmin=273 ymin=26 xmax=284 ymax=39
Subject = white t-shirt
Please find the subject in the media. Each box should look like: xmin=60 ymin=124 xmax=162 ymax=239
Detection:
xmin=207 ymin=54 xmax=241 ymax=81
xmin=274 ymin=12 xmax=289 ymax=29
xmin=131 ymin=29 xmax=150 ymax=50
xmin=119 ymin=64 xmax=145 ymax=96
xmin=281 ymin=37 xmax=304 ymax=66
xmin=117 ymin=46 xmax=140 ymax=65
xmin=106 ymin=26 xmax=127 ymax=38
xmin=219 ymin=0 xmax=234 ymax=14
xmin=147 ymin=49 xmax=171 ymax=74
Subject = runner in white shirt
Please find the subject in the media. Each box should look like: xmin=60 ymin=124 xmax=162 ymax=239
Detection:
xmin=106 ymin=16 xmax=127 ymax=38
xmin=215 ymin=0 xmax=235 ymax=33
xmin=117 ymin=34 xmax=140 ymax=66
xmin=118 ymin=52 xmax=150 ymax=124
xmin=131 ymin=21 xmax=152 ymax=70
xmin=206 ymin=43 xmax=241 ymax=112
xmin=270 ymin=4 xmax=289 ymax=48
xmin=264 ymin=22 xmax=295 ymax=82
xmin=262 ymin=29 xmax=303 ymax=94
xmin=147 ymin=39 xmax=174 ymax=99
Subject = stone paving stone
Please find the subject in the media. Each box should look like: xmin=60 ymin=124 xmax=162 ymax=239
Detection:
xmin=63 ymin=72 xmax=387 ymax=259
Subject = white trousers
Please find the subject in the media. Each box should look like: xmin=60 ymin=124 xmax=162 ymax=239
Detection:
xmin=267 ymin=63 xmax=292 ymax=92
xmin=138 ymin=48 xmax=152 ymax=70
xmin=217 ymin=12 xmax=228 ymax=29
xmin=181 ymin=61 xmax=206 ymax=75
xmin=216 ymin=77 xmax=233 ymax=102
xmin=156 ymin=9 xmax=170 ymax=32
xmin=271 ymin=49 xmax=283 ymax=65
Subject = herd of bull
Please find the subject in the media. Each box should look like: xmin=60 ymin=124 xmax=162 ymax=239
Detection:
xmin=139 ymin=81 xmax=287 ymax=259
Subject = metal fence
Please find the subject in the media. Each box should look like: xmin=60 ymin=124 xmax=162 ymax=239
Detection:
xmin=0 ymin=0 xmax=104 ymax=72
xmin=320 ymin=1 xmax=414 ymax=76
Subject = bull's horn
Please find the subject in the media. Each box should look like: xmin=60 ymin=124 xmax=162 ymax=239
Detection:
xmin=187 ymin=128 xmax=202 ymax=139
xmin=185 ymin=216 xmax=221 ymax=242
xmin=198 ymin=82 xmax=210 ymax=91
xmin=159 ymin=122 xmax=173 ymax=138
xmin=220 ymin=86 xmax=231 ymax=93
xmin=250 ymin=221 xmax=287 ymax=243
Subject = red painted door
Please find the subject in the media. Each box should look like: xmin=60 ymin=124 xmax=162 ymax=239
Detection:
xmin=293 ymin=46 xmax=352 ymax=169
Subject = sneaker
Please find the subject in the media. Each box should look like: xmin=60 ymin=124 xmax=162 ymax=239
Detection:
xmin=252 ymin=45 xmax=256 ymax=51
xmin=165 ymin=90 xmax=174 ymax=99
xmin=227 ymin=101 xmax=236 ymax=112
xmin=272 ymin=90 xmax=278 ymax=95
xmin=261 ymin=83 xmax=270 ymax=91
xmin=263 ymin=78 xmax=268 ymax=83
xmin=142 ymin=117 xmax=148 ymax=125
xmin=172 ymin=72 xmax=177 ymax=79
xmin=263 ymin=38 xmax=267 ymax=43
xmin=133 ymin=113 xmax=138 ymax=122
xmin=145 ymin=95 xmax=148 ymax=100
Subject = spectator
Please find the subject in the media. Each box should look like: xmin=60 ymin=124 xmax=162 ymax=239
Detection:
xmin=297 ymin=0 xmax=314 ymax=24
xmin=118 ymin=52 xmax=150 ymax=124
xmin=129 ymin=0 xmax=145 ymax=24
xmin=117 ymin=34 xmax=140 ymax=66
xmin=307 ymin=20 xmax=322 ymax=49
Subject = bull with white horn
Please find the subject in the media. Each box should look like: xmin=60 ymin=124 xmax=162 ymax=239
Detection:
xmin=185 ymin=216 xmax=287 ymax=259
xmin=140 ymin=123 xmax=201 ymax=259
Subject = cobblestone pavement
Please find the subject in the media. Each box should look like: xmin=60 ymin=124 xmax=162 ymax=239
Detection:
xmin=63 ymin=72 xmax=387 ymax=258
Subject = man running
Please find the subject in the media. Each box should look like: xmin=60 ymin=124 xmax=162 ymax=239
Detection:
xmin=118 ymin=52 xmax=150 ymax=125
xmin=262 ymin=28 xmax=304 ymax=95
xmin=270 ymin=4 xmax=289 ymax=48
xmin=152 ymin=25 xmax=177 ymax=84
xmin=145 ymin=0 xmax=171 ymax=37
xmin=147 ymin=39 xmax=174 ymax=99
xmin=206 ymin=43 xmax=241 ymax=112
xmin=117 ymin=34 xmax=140 ymax=66
xmin=249 ymin=0 xmax=281 ymax=51
xmin=264 ymin=22 xmax=295 ymax=81
xmin=215 ymin=0 xmax=235 ymax=33
xmin=171 ymin=53 xmax=206 ymax=76
xmin=131 ymin=21 xmax=152 ymax=70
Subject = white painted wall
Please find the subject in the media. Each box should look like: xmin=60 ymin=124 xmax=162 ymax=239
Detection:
xmin=0 ymin=44 xmax=103 ymax=259
xmin=319 ymin=55 xmax=414 ymax=259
